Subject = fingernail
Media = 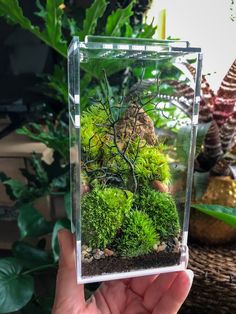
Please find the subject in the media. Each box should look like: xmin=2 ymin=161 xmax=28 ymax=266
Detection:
xmin=58 ymin=229 xmax=64 ymax=249
xmin=185 ymin=269 xmax=194 ymax=285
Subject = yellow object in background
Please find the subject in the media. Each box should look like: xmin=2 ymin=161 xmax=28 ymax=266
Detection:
xmin=157 ymin=9 xmax=166 ymax=39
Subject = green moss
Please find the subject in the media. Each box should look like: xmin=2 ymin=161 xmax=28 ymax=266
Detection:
xmin=118 ymin=211 xmax=158 ymax=257
xmin=139 ymin=187 xmax=180 ymax=240
xmin=81 ymin=186 xmax=133 ymax=248
xmin=135 ymin=145 xmax=170 ymax=184
xmin=81 ymin=104 xmax=110 ymax=157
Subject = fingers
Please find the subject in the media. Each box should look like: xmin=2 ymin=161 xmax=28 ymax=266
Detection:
xmin=153 ymin=270 xmax=194 ymax=314
xmin=58 ymin=229 xmax=75 ymax=268
xmin=52 ymin=229 xmax=86 ymax=314
xmin=127 ymin=275 xmax=158 ymax=297
xmin=143 ymin=272 xmax=179 ymax=311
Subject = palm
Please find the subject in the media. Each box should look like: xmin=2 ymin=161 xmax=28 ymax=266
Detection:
xmin=52 ymin=230 xmax=192 ymax=314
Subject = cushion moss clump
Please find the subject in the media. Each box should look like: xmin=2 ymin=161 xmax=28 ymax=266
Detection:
xmin=81 ymin=104 xmax=110 ymax=157
xmin=139 ymin=187 xmax=180 ymax=240
xmin=135 ymin=145 xmax=170 ymax=183
xmin=81 ymin=186 xmax=133 ymax=249
xmin=118 ymin=210 xmax=158 ymax=257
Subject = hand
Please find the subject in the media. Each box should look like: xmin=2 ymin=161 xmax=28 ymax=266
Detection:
xmin=52 ymin=229 xmax=193 ymax=314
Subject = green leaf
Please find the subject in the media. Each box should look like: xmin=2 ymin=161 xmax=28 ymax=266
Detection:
xmin=0 ymin=0 xmax=39 ymax=32
xmin=35 ymin=0 xmax=47 ymax=19
xmin=0 ymin=172 xmax=26 ymax=201
xmin=4 ymin=179 xmax=26 ymax=200
xmin=43 ymin=0 xmax=66 ymax=53
xmin=192 ymin=204 xmax=236 ymax=229
xmin=138 ymin=21 xmax=157 ymax=38
xmin=64 ymin=192 xmax=72 ymax=220
xmin=46 ymin=64 xmax=68 ymax=103
xmin=196 ymin=122 xmax=211 ymax=156
xmin=0 ymin=0 xmax=66 ymax=58
xmin=30 ymin=153 xmax=49 ymax=185
xmin=124 ymin=22 xmax=133 ymax=37
xmin=62 ymin=15 xmax=79 ymax=37
xmin=193 ymin=171 xmax=210 ymax=201
xmin=105 ymin=1 xmax=135 ymax=36
xmin=80 ymin=0 xmax=108 ymax=39
xmin=18 ymin=204 xmax=53 ymax=238
xmin=52 ymin=218 xmax=71 ymax=261
xmin=12 ymin=241 xmax=54 ymax=269
xmin=176 ymin=125 xmax=192 ymax=162
xmin=0 ymin=258 xmax=34 ymax=313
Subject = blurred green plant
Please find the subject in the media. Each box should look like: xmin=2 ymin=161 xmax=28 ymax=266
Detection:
xmin=17 ymin=119 xmax=70 ymax=162
xmin=0 ymin=1 xmax=167 ymax=312
xmin=191 ymin=204 xmax=236 ymax=229
xmin=0 ymin=152 xmax=69 ymax=205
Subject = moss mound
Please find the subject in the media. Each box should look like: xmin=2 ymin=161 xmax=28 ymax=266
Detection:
xmin=139 ymin=187 xmax=180 ymax=240
xmin=82 ymin=186 xmax=133 ymax=248
xmin=118 ymin=210 xmax=158 ymax=257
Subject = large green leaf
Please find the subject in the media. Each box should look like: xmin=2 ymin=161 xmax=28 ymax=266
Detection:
xmin=12 ymin=241 xmax=54 ymax=269
xmin=0 ymin=0 xmax=39 ymax=32
xmin=80 ymin=0 xmax=108 ymax=39
xmin=105 ymin=1 xmax=135 ymax=36
xmin=18 ymin=204 xmax=53 ymax=238
xmin=43 ymin=0 xmax=66 ymax=52
xmin=192 ymin=204 xmax=236 ymax=229
xmin=0 ymin=258 xmax=34 ymax=313
xmin=52 ymin=218 xmax=71 ymax=261
xmin=0 ymin=0 xmax=66 ymax=57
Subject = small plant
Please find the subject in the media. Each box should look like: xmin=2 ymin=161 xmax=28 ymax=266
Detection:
xmin=118 ymin=210 xmax=158 ymax=257
xmin=82 ymin=186 xmax=133 ymax=248
xmin=139 ymin=187 xmax=180 ymax=240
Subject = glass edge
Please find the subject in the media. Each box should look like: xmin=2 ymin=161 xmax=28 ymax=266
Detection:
xmin=182 ymin=52 xmax=203 ymax=246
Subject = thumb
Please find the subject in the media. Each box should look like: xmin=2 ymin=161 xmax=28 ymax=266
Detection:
xmin=52 ymin=229 xmax=86 ymax=313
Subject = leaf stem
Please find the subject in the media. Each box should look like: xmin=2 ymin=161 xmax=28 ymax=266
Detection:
xmin=22 ymin=263 xmax=57 ymax=275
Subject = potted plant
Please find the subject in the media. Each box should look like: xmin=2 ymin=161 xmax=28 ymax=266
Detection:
xmin=178 ymin=58 xmax=236 ymax=244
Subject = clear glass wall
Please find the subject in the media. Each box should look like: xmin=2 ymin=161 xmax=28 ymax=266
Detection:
xmin=68 ymin=36 xmax=202 ymax=283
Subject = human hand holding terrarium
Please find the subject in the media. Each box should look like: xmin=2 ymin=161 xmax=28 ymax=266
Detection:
xmin=68 ymin=36 xmax=202 ymax=283
xmin=52 ymin=229 xmax=193 ymax=314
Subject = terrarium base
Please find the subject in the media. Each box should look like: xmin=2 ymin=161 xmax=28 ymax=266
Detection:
xmin=82 ymin=250 xmax=181 ymax=277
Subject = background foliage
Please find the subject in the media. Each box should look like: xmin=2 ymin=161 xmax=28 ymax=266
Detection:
xmin=0 ymin=0 xmax=161 ymax=312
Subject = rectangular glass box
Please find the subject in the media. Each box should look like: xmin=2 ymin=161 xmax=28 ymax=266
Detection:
xmin=68 ymin=36 xmax=202 ymax=283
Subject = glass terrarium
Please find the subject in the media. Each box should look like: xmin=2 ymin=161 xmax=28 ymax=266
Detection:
xmin=68 ymin=36 xmax=202 ymax=283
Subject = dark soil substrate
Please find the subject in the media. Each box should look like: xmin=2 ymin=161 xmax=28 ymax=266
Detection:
xmin=82 ymin=250 xmax=181 ymax=277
